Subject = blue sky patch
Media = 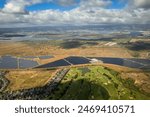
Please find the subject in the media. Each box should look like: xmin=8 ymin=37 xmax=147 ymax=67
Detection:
xmin=0 ymin=0 xmax=5 ymax=8
xmin=0 ymin=0 xmax=127 ymax=11
xmin=26 ymin=2 xmax=78 ymax=11
xmin=109 ymin=0 xmax=126 ymax=9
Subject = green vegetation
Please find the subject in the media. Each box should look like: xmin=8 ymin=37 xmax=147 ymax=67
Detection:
xmin=48 ymin=66 xmax=150 ymax=100
xmin=131 ymin=51 xmax=140 ymax=58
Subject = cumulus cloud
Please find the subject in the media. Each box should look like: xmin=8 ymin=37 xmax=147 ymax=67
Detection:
xmin=55 ymin=0 xmax=77 ymax=6
xmin=1 ymin=0 xmax=78 ymax=14
xmin=2 ymin=0 xmax=27 ymax=14
xmin=133 ymin=0 xmax=150 ymax=9
xmin=0 ymin=0 xmax=150 ymax=26
xmin=2 ymin=0 xmax=52 ymax=14
xmin=20 ymin=7 xmax=150 ymax=25
xmin=79 ymin=0 xmax=112 ymax=10
xmin=127 ymin=0 xmax=150 ymax=9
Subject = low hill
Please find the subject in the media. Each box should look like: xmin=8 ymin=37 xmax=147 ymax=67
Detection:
xmin=1 ymin=64 xmax=149 ymax=100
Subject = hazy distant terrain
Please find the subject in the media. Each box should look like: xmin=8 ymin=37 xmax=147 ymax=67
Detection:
xmin=0 ymin=24 xmax=150 ymax=41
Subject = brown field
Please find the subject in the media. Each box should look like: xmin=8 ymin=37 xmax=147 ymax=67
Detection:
xmin=5 ymin=70 xmax=56 ymax=91
xmin=0 ymin=41 xmax=36 ymax=56
xmin=0 ymin=41 xmax=132 ymax=58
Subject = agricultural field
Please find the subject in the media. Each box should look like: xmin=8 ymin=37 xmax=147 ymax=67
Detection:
xmin=48 ymin=66 xmax=150 ymax=100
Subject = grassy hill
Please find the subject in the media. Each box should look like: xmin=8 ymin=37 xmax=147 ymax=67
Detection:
xmin=48 ymin=66 xmax=150 ymax=100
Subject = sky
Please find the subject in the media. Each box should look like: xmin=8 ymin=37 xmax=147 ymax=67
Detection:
xmin=0 ymin=0 xmax=150 ymax=27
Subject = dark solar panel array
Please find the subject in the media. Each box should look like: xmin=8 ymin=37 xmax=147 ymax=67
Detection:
xmin=36 ymin=56 xmax=91 ymax=68
xmin=88 ymin=57 xmax=150 ymax=69
xmin=35 ymin=56 xmax=150 ymax=69
xmin=19 ymin=59 xmax=39 ymax=69
xmin=92 ymin=57 xmax=124 ymax=65
xmin=23 ymin=56 xmax=38 ymax=59
xmin=23 ymin=55 xmax=54 ymax=60
xmin=0 ymin=55 xmax=150 ymax=69
xmin=0 ymin=56 xmax=18 ymax=69
xmin=140 ymin=65 xmax=150 ymax=69
xmin=39 ymin=55 xmax=54 ymax=59
xmin=65 ymin=56 xmax=90 ymax=65
xmin=128 ymin=58 xmax=150 ymax=65
xmin=36 ymin=59 xmax=71 ymax=68
xmin=123 ymin=59 xmax=144 ymax=68
xmin=0 ymin=56 xmax=39 ymax=69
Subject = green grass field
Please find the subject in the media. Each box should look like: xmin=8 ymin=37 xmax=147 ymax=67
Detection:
xmin=48 ymin=66 xmax=150 ymax=100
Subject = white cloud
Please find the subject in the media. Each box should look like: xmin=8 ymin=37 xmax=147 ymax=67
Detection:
xmin=55 ymin=0 xmax=77 ymax=6
xmin=20 ymin=7 xmax=150 ymax=25
xmin=79 ymin=0 xmax=112 ymax=10
xmin=2 ymin=0 xmax=27 ymax=14
xmin=133 ymin=0 xmax=150 ymax=9
xmin=0 ymin=0 xmax=150 ymax=26
xmin=2 ymin=0 xmax=52 ymax=14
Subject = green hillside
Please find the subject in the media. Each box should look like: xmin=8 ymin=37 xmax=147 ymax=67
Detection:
xmin=49 ymin=66 xmax=150 ymax=100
